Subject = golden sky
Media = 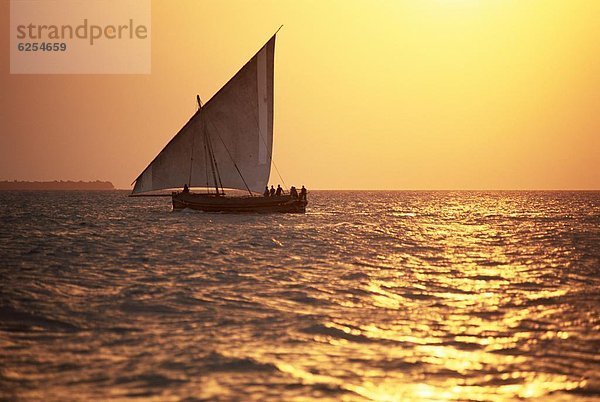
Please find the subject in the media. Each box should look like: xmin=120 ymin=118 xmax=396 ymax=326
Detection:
xmin=1 ymin=0 xmax=599 ymax=189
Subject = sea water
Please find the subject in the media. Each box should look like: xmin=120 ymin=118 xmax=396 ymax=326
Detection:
xmin=1 ymin=191 xmax=599 ymax=401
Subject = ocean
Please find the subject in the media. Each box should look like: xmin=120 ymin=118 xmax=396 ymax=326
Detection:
xmin=1 ymin=191 xmax=599 ymax=401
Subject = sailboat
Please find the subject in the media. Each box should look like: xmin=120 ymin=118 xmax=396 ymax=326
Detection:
xmin=130 ymin=30 xmax=307 ymax=213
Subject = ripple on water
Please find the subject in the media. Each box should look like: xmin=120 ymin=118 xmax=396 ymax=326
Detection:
xmin=1 ymin=190 xmax=599 ymax=400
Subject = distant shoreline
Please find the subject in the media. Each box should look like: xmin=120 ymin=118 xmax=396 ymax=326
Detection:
xmin=0 ymin=180 xmax=115 ymax=191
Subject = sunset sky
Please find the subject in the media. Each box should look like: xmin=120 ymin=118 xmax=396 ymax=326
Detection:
xmin=1 ymin=0 xmax=599 ymax=190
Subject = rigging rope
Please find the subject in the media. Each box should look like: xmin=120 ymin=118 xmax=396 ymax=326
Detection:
xmin=204 ymin=127 xmax=209 ymax=193
xmin=253 ymin=115 xmax=287 ymax=190
xmin=208 ymin=134 xmax=225 ymax=195
xmin=187 ymin=120 xmax=196 ymax=186
xmin=205 ymin=118 xmax=253 ymax=196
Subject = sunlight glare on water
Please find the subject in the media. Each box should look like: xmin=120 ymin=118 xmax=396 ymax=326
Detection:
xmin=1 ymin=191 xmax=599 ymax=401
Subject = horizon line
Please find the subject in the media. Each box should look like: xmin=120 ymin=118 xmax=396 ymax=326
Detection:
xmin=114 ymin=188 xmax=600 ymax=192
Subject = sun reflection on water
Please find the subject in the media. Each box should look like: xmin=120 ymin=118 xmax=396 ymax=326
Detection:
xmin=1 ymin=191 xmax=598 ymax=400
xmin=245 ymin=193 xmax=596 ymax=400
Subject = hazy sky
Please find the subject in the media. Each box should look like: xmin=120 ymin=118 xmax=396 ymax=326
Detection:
xmin=1 ymin=0 xmax=599 ymax=189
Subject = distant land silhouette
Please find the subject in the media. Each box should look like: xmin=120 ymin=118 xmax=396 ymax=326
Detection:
xmin=0 ymin=180 xmax=115 ymax=190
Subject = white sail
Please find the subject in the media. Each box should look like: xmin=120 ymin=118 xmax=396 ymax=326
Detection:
xmin=132 ymin=35 xmax=275 ymax=194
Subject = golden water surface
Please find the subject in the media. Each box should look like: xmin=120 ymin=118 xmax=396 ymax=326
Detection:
xmin=1 ymin=191 xmax=599 ymax=401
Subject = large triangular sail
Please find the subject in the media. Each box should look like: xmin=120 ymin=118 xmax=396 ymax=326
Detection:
xmin=132 ymin=35 xmax=276 ymax=195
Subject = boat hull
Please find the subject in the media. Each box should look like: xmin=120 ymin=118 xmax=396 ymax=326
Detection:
xmin=172 ymin=193 xmax=307 ymax=213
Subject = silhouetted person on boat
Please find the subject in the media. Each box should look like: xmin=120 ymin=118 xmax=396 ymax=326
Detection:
xmin=269 ymin=185 xmax=276 ymax=197
xmin=183 ymin=184 xmax=190 ymax=193
xmin=300 ymin=185 xmax=307 ymax=200
xmin=290 ymin=186 xmax=298 ymax=198
xmin=263 ymin=186 xmax=269 ymax=197
xmin=276 ymin=185 xmax=283 ymax=197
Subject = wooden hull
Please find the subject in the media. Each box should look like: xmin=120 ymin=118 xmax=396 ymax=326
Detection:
xmin=172 ymin=193 xmax=307 ymax=213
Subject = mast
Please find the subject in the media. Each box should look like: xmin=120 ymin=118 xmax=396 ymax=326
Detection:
xmin=203 ymin=118 xmax=221 ymax=195
xmin=188 ymin=96 xmax=203 ymax=187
